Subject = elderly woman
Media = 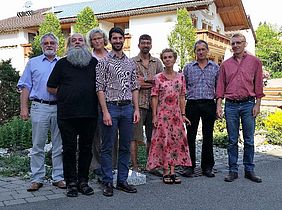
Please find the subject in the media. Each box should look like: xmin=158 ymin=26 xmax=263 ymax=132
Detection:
xmin=146 ymin=48 xmax=192 ymax=184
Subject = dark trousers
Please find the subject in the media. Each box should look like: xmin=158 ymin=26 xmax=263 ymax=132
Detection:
xmin=185 ymin=100 xmax=216 ymax=171
xmin=58 ymin=118 xmax=97 ymax=185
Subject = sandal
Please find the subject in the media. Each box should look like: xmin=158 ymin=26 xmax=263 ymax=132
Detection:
xmin=67 ymin=182 xmax=78 ymax=197
xmin=78 ymin=182 xmax=94 ymax=195
xmin=162 ymin=175 xmax=173 ymax=184
xmin=170 ymin=174 xmax=181 ymax=184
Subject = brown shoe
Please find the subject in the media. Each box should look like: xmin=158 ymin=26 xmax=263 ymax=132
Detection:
xmin=27 ymin=182 xmax=43 ymax=192
xmin=52 ymin=180 xmax=67 ymax=189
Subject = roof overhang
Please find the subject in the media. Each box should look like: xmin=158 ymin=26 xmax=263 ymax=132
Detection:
xmin=214 ymin=0 xmax=250 ymax=31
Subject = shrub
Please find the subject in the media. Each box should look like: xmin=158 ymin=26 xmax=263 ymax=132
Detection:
xmin=0 ymin=153 xmax=30 ymax=177
xmin=264 ymin=110 xmax=282 ymax=145
xmin=0 ymin=116 xmax=32 ymax=150
xmin=213 ymin=117 xmax=228 ymax=148
xmin=0 ymin=60 xmax=20 ymax=125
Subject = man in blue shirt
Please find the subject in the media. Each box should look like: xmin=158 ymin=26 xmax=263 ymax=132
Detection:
xmin=183 ymin=40 xmax=219 ymax=178
xmin=17 ymin=32 xmax=65 ymax=191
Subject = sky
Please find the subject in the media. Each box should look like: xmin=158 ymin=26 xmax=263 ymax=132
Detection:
xmin=0 ymin=0 xmax=280 ymax=30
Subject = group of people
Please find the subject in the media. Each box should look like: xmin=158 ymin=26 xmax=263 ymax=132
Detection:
xmin=17 ymin=27 xmax=264 ymax=198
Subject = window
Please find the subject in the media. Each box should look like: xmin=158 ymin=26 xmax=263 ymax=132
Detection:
xmin=114 ymin=22 xmax=129 ymax=34
xmin=28 ymin=33 xmax=36 ymax=43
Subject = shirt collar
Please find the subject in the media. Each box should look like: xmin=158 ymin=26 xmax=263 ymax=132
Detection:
xmin=136 ymin=53 xmax=155 ymax=62
xmin=192 ymin=59 xmax=213 ymax=67
xmin=108 ymin=51 xmax=126 ymax=59
xmin=41 ymin=54 xmax=59 ymax=62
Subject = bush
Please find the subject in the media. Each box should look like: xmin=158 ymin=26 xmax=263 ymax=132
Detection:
xmin=0 ymin=153 xmax=30 ymax=177
xmin=264 ymin=110 xmax=282 ymax=145
xmin=0 ymin=60 xmax=20 ymax=124
xmin=213 ymin=117 xmax=228 ymax=148
xmin=0 ymin=116 xmax=32 ymax=150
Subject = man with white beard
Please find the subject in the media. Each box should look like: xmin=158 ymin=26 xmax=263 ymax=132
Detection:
xmin=47 ymin=33 xmax=99 ymax=197
xmin=17 ymin=32 xmax=66 ymax=192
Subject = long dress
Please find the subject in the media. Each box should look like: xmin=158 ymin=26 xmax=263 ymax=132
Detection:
xmin=146 ymin=72 xmax=192 ymax=170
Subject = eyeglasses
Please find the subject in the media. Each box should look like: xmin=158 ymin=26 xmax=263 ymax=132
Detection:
xmin=231 ymin=41 xmax=245 ymax=46
xmin=43 ymin=41 xmax=56 ymax=46
xmin=91 ymin=37 xmax=103 ymax=41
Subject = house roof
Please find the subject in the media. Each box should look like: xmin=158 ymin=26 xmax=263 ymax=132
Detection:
xmin=0 ymin=8 xmax=50 ymax=32
xmin=0 ymin=0 xmax=250 ymax=33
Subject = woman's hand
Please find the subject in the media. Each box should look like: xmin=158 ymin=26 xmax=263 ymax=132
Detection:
xmin=152 ymin=115 xmax=158 ymax=128
xmin=182 ymin=115 xmax=191 ymax=126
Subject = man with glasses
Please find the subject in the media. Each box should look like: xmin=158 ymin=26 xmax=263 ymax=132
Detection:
xmin=17 ymin=32 xmax=65 ymax=191
xmin=216 ymin=33 xmax=265 ymax=183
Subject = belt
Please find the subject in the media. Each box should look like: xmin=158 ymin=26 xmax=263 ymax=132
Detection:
xmin=33 ymin=98 xmax=57 ymax=105
xmin=226 ymin=96 xmax=255 ymax=103
xmin=107 ymin=100 xmax=132 ymax=106
xmin=186 ymin=99 xmax=215 ymax=104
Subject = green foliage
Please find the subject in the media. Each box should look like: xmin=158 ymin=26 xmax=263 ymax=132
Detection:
xmin=0 ymin=117 xmax=32 ymax=150
xmin=73 ymin=7 xmax=99 ymax=36
xmin=264 ymin=110 xmax=282 ymax=145
xmin=256 ymin=23 xmax=282 ymax=78
xmin=0 ymin=154 xmax=30 ymax=177
xmin=30 ymin=13 xmax=65 ymax=57
xmin=168 ymin=8 xmax=196 ymax=70
xmin=213 ymin=117 xmax=228 ymax=148
xmin=0 ymin=60 xmax=20 ymax=125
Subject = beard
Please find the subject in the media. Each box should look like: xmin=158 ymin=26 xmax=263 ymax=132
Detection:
xmin=111 ymin=43 xmax=124 ymax=51
xmin=43 ymin=49 xmax=56 ymax=57
xmin=66 ymin=45 xmax=92 ymax=67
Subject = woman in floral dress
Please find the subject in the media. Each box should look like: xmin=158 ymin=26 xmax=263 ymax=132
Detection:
xmin=146 ymin=48 xmax=192 ymax=184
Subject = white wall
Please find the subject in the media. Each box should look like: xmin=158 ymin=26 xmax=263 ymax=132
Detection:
xmin=129 ymin=12 xmax=176 ymax=58
xmin=0 ymin=31 xmax=27 ymax=74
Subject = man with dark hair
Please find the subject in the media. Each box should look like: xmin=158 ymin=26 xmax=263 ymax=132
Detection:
xmin=130 ymin=34 xmax=163 ymax=172
xmin=17 ymin=32 xmax=66 ymax=192
xmin=47 ymin=33 xmax=99 ymax=197
xmin=183 ymin=40 xmax=219 ymax=178
xmin=216 ymin=33 xmax=264 ymax=183
xmin=96 ymin=27 xmax=140 ymax=197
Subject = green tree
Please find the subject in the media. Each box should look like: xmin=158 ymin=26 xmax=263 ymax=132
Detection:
xmin=73 ymin=7 xmax=99 ymax=36
xmin=168 ymin=8 xmax=196 ymax=70
xmin=0 ymin=60 xmax=20 ymax=124
xmin=256 ymin=23 xmax=282 ymax=78
xmin=30 ymin=13 xmax=65 ymax=58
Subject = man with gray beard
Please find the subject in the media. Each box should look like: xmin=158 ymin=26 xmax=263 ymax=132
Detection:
xmin=47 ymin=33 xmax=99 ymax=197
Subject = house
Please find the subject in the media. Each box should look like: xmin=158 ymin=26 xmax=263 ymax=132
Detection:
xmin=0 ymin=0 xmax=255 ymax=73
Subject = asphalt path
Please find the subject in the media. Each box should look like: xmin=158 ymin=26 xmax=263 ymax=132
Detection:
xmin=1 ymin=157 xmax=281 ymax=210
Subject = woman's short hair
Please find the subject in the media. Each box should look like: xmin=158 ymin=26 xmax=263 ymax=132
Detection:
xmin=86 ymin=28 xmax=108 ymax=48
xmin=160 ymin=48 xmax=177 ymax=61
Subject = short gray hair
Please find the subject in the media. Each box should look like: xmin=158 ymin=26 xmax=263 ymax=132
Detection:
xmin=86 ymin=28 xmax=108 ymax=48
xmin=40 ymin=32 xmax=59 ymax=46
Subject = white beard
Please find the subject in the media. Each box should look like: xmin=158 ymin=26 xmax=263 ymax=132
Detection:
xmin=66 ymin=46 xmax=92 ymax=67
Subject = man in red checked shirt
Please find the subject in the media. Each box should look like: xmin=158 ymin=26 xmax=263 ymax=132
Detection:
xmin=216 ymin=33 xmax=265 ymax=183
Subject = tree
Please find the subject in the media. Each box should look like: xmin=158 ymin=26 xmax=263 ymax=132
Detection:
xmin=168 ymin=8 xmax=196 ymax=70
xmin=256 ymin=23 xmax=282 ymax=78
xmin=73 ymin=7 xmax=99 ymax=36
xmin=29 ymin=13 xmax=65 ymax=58
xmin=0 ymin=60 xmax=20 ymax=124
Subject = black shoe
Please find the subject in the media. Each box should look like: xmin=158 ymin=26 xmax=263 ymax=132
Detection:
xmin=245 ymin=171 xmax=262 ymax=183
xmin=103 ymin=183 xmax=113 ymax=197
xmin=202 ymin=169 xmax=215 ymax=178
xmin=224 ymin=172 xmax=238 ymax=182
xmin=78 ymin=182 xmax=94 ymax=195
xmin=182 ymin=167 xmax=194 ymax=177
xmin=66 ymin=182 xmax=78 ymax=197
xmin=116 ymin=181 xmax=137 ymax=193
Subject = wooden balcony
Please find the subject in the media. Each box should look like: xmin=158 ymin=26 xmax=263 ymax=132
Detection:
xmin=20 ymin=43 xmax=32 ymax=58
xmin=196 ymin=29 xmax=230 ymax=64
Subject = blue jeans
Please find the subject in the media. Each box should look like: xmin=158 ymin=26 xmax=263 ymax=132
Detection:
xmin=101 ymin=103 xmax=133 ymax=184
xmin=224 ymin=100 xmax=256 ymax=172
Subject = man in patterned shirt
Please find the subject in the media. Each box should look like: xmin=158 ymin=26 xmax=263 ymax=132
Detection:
xmin=183 ymin=40 xmax=219 ymax=178
xmin=96 ymin=27 xmax=140 ymax=197
xmin=130 ymin=34 xmax=163 ymax=172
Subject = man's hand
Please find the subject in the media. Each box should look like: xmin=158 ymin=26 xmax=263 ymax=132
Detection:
xmin=133 ymin=109 xmax=140 ymax=124
xmin=252 ymin=103 xmax=260 ymax=117
xmin=103 ymin=111 xmax=112 ymax=126
xmin=20 ymin=107 xmax=29 ymax=121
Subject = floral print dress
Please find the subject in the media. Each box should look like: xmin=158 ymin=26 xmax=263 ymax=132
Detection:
xmin=146 ymin=72 xmax=192 ymax=170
